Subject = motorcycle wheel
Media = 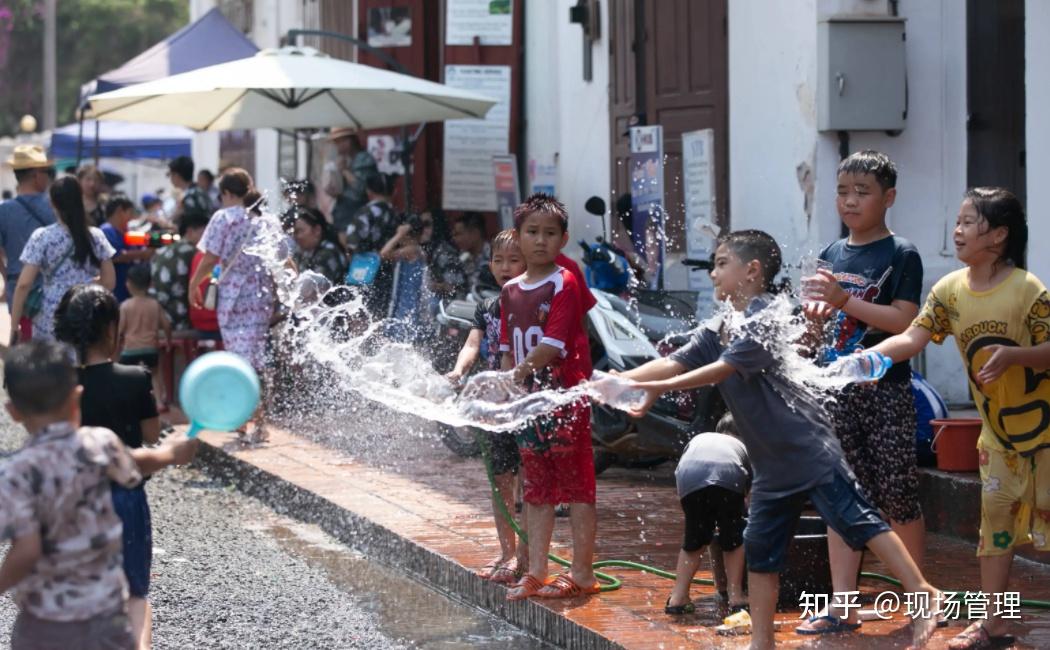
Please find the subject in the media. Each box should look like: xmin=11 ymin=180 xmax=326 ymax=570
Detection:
xmin=439 ymin=423 xmax=482 ymax=457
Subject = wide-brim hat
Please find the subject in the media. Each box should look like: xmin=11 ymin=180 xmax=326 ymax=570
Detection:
xmin=327 ymin=127 xmax=356 ymax=141
xmin=5 ymin=144 xmax=53 ymax=170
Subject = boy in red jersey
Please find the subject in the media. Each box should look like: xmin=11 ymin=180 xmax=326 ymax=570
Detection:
xmin=500 ymin=194 xmax=599 ymax=600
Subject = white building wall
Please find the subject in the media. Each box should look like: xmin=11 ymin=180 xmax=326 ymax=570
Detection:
xmin=524 ymin=0 xmax=611 ymax=251
xmin=189 ymin=0 xmax=220 ymax=175
xmin=1027 ymin=1 xmax=1050 ymax=287
xmin=729 ymin=0 xmax=970 ymax=401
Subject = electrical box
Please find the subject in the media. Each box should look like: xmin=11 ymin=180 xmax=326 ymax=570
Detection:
xmin=818 ymin=16 xmax=907 ymax=131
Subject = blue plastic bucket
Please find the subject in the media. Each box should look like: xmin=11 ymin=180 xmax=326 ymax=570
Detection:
xmin=178 ymin=351 xmax=260 ymax=438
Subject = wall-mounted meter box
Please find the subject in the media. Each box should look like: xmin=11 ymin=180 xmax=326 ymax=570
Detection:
xmin=818 ymin=16 xmax=906 ymax=131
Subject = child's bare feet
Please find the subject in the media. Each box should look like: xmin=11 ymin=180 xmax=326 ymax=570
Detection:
xmin=910 ymin=589 xmax=942 ymax=649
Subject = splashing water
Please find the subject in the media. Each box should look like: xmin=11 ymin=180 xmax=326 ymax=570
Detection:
xmin=243 ymin=204 xmax=873 ymax=438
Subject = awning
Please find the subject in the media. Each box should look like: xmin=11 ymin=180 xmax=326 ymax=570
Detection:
xmin=50 ymin=120 xmax=192 ymax=160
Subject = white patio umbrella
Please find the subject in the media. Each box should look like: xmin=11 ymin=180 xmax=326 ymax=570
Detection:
xmin=87 ymin=46 xmax=496 ymax=131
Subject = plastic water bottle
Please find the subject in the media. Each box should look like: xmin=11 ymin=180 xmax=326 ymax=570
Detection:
xmin=825 ymin=351 xmax=894 ymax=383
xmin=588 ymin=370 xmax=649 ymax=411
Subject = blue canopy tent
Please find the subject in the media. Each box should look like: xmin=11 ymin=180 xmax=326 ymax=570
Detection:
xmin=51 ymin=120 xmax=193 ymax=160
xmin=67 ymin=8 xmax=258 ymax=162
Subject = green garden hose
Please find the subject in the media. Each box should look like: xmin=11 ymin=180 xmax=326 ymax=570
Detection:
xmin=477 ymin=432 xmax=1050 ymax=608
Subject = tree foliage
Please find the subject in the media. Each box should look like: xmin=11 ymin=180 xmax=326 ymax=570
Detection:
xmin=0 ymin=0 xmax=188 ymax=136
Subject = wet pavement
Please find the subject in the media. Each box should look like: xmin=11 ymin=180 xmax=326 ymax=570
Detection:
xmin=0 ymin=404 xmax=546 ymax=648
xmin=198 ymin=404 xmax=1050 ymax=649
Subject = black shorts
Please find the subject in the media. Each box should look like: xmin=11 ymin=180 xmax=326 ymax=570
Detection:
xmin=680 ymin=485 xmax=747 ymax=552
xmin=120 ymin=350 xmax=159 ymax=370
xmin=486 ymin=431 xmax=521 ymax=476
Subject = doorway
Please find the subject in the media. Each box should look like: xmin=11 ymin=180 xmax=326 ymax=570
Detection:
xmin=967 ymin=0 xmax=1025 ymax=201
xmin=608 ymin=0 xmax=729 ymax=251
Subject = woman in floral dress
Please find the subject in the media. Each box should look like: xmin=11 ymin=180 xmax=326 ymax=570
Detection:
xmin=188 ymin=168 xmax=289 ymax=442
xmin=9 ymin=176 xmax=115 ymax=343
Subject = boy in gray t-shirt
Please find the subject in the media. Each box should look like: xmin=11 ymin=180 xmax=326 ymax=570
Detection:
xmin=666 ymin=414 xmax=750 ymax=617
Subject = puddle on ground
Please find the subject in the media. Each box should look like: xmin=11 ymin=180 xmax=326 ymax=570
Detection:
xmin=244 ymin=514 xmax=549 ymax=649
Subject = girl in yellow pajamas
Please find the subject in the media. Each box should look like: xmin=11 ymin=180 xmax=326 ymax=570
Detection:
xmin=865 ymin=187 xmax=1050 ymax=649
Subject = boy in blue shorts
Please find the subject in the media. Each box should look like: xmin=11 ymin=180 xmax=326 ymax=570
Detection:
xmin=447 ymin=228 xmax=528 ymax=584
xmin=620 ymin=230 xmax=940 ymax=649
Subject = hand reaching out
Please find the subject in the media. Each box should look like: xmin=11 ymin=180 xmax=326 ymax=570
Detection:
xmin=977 ymin=345 xmax=1017 ymax=386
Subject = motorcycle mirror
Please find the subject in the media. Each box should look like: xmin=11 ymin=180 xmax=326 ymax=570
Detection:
xmin=585 ymin=196 xmax=606 ymax=217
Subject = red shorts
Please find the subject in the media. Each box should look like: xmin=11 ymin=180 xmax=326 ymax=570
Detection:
xmin=517 ymin=401 xmax=596 ymax=505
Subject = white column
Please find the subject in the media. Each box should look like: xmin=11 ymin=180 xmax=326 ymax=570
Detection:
xmin=1027 ymin=0 xmax=1050 ymax=285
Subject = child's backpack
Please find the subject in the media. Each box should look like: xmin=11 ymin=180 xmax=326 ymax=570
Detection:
xmin=911 ymin=370 xmax=948 ymax=467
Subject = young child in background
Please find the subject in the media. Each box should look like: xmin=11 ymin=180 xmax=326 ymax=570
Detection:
xmin=0 ymin=341 xmax=196 ymax=650
xmin=55 ymin=284 xmax=166 ymax=650
xmin=863 ymin=188 xmax=1050 ymax=650
xmin=618 ymin=230 xmax=941 ymax=649
xmin=101 ymin=195 xmax=153 ymax=303
xmin=500 ymin=194 xmax=599 ymax=601
xmin=446 ymin=229 xmax=529 ymax=585
xmin=119 ymin=264 xmax=171 ymax=405
xmin=798 ymin=150 xmax=926 ymax=634
xmin=380 ymin=212 xmax=429 ymax=343
xmin=665 ymin=413 xmax=750 ymax=619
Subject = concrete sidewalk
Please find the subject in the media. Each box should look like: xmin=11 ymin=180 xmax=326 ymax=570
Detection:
xmin=190 ymin=420 xmax=1050 ymax=650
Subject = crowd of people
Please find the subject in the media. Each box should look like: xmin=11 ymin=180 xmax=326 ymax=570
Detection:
xmin=1 ymin=140 xmax=1047 ymax=650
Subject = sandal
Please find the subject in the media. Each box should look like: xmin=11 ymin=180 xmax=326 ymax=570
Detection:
xmin=477 ymin=558 xmax=504 ymax=580
xmin=946 ymin=622 xmax=1015 ymax=650
xmin=795 ymin=614 xmax=861 ymax=635
xmin=490 ymin=558 xmax=525 ymax=585
xmin=664 ymin=597 xmax=696 ymax=615
xmin=534 ymin=573 xmax=601 ymax=599
xmin=506 ymin=574 xmax=546 ymax=601
xmin=716 ymin=609 xmax=752 ymax=636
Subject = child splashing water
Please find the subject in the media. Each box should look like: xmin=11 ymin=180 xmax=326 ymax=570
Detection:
xmin=446 ymin=229 xmax=529 ymax=585
xmin=618 ymin=230 xmax=941 ymax=649
xmin=862 ymin=188 xmax=1050 ymax=650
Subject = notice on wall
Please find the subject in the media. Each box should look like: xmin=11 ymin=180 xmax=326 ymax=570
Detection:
xmin=446 ymin=0 xmax=513 ymax=46
xmin=528 ymin=154 xmax=557 ymax=196
xmin=629 ymin=125 xmax=664 ymax=286
xmin=492 ymin=154 xmax=520 ymax=229
xmin=682 ymin=129 xmax=717 ymax=317
xmin=682 ymin=129 xmax=717 ymax=259
xmin=442 ymin=65 xmax=511 ymax=212
xmin=367 ymin=7 xmax=412 ymax=47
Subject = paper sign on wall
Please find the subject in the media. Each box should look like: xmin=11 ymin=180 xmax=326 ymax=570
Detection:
xmin=446 ymin=0 xmax=513 ymax=46
xmin=629 ymin=125 xmax=665 ymax=287
xmin=441 ymin=65 xmax=511 ymax=212
xmin=492 ymin=154 xmax=520 ymax=229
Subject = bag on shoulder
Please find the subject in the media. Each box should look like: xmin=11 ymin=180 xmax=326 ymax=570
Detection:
xmin=346 ymin=252 xmax=381 ymax=286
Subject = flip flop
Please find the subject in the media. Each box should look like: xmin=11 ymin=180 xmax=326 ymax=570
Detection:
xmin=506 ymin=574 xmax=546 ymax=601
xmin=795 ymin=614 xmax=861 ymax=635
xmin=534 ymin=573 xmax=601 ymax=599
xmin=490 ymin=559 xmax=524 ymax=585
xmin=477 ymin=558 xmax=504 ymax=580
xmin=664 ymin=597 xmax=696 ymax=615
xmin=716 ymin=609 xmax=752 ymax=636
xmin=946 ymin=622 xmax=1014 ymax=650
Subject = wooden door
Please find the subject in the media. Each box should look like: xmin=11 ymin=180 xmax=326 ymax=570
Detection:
xmin=967 ymin=0 xmax=1025 ymax=201
xmin=609 ymin=0 xmax=729 ymax=254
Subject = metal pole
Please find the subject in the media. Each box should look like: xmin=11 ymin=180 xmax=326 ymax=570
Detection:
xmin=43 ymin=0 xmax=57 ymax=130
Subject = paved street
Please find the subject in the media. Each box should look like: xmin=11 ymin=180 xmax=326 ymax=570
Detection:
xmin=0 ymin=407 xmax=544 ymax=649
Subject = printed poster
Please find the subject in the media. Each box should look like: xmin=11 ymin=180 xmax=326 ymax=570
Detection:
xmin=367 ymin=134 xmax=405 ymax=175
xmin=528 ymin=154 xmax=557 ymax=196
xmin=446 ymin=0 xmax=513 ymax=46
xmin=682 ymin=128 xmax=717 ymax=317
xmin=367 ymin=7 xmax=412 ymax=47
xmin=441 ymin=65 xmax=511 ymax=212
xmin=629 ymin=125 xmax=664 ymax=286
xmin=492 ymin=154 xmax=520 ymax=229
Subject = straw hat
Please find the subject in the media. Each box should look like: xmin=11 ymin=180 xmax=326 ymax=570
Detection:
xmin=327 ymin=127 xmax=356 ymax=141
xmin=5 ymin=144 xmax=53 ymax=170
